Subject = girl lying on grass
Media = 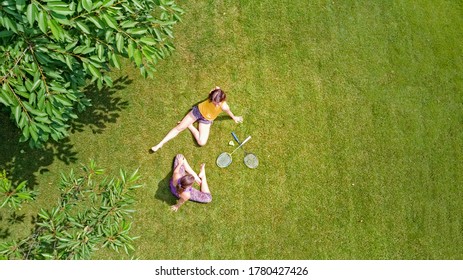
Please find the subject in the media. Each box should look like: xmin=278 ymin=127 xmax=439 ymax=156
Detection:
xmin=149 ymin=86 xmax=243 ymax=153
xmin=169 ymin=154 xmax=211 ymax=212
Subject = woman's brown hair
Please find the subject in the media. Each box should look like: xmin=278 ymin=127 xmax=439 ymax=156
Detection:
xmin=176 ymin=174 xmax=195 ymax=195
xmin=208 ymin=87 xmax=226 ymax=103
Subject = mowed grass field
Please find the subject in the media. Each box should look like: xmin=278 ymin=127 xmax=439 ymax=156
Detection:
xmin=1 ymin=0 xmax=463 ymax=259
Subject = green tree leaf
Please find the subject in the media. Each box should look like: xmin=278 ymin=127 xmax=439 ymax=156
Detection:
xmin=133 ymin=49 xmax=142 ymax=67
xmin=16 ymin=0 xmax=26 ymax=12
xmin=31 ymin=78 xmax=42 ymax=92
xmin=140 ymin=37 xmax=157 ymax=46
xmin=87 ymin=16 xmax=104 ymax=29
xmin=14 ymin=105 xmax=21 ymax=124
xmin=75 ymin=20 xmax=90 ymax=34
xmin=49 ymin=18 xmax=64 ymax=41
xmin=29 ymin=124 xmax=39 ymax=142
xmin=0 ymin=0 xmax=184 ymax=148
xmin=51 ymin=6 xmax=75 ymax=17
xmin=127 ymin=28 xmax=148 ymax=35
xmin=102 ymin=13 xmax=118 ymax=30
xmin=116 ymin=33 xmax=124 ymax=52
xmin=111 ymin=53 xmax=121 ymax=69
xmin=82 ymin=0 xmax=93 ymax=12
xmin=87 ymin=63 xmax=102 ymax=79
xmin=0 ymin=30 xmax=14 ymax=38
xmin=0 ymin=162 xmax=141 ymax=259
xmin=26 ymin=3 xmax=38 ymax=27
xmin=38 ymin=11 xmax=48 ymax=34
xmin=53 ymin=95 xmax=73 ymax=107
xmin=3 ymin=16 xmax=18 ymax=33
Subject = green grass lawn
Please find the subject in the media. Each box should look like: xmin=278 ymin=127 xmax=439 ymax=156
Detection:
xmin=1 ymin=0 xmax=463 ymax=259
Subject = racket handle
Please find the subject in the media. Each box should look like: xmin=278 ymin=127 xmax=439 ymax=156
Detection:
xmin=231 ymin=132 xmax=241 ymax=144
xmin=230 ymin=136 xmax=251 ymax=155
xmin=240 ymin=136 xmax=251 ymax=146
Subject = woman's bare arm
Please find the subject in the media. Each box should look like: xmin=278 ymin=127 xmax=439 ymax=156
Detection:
xmin=221 ymin=101 xmax=243 ymax=123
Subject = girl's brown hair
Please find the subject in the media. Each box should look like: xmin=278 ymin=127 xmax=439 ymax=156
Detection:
xmin=176 ymin=174 xmax=195 ymax=195
xmin=208 ymin=88 xmax=226 ymax=103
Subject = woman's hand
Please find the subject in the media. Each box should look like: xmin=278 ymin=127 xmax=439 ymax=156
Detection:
xmin=210 ymin=86 xmax=221 ymax=93
xmin=234 ymin=116 xmax=243 ymax=123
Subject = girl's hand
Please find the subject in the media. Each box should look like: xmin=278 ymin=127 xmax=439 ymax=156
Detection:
xmin=211 ymin=86 xmax=220 ymax=92
xmin=234 ymin=116 xmax=243 ymax=123
xmin=170 ymin=205 xmax=179 ymax=212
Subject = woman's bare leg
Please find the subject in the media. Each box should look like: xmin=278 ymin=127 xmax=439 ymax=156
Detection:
xmin=187 ymin=122 xmax=211 ymax=146
xmin=180 ymin=156 xmax=201 ymax=184
xmin=198 ymin=163 xmax=210 ymax=194
xmin=150 ymin=111 xmax=197 ymax=152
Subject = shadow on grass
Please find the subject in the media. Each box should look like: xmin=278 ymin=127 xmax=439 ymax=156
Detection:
xmin=155 ymin=171 xmax=176 ymax=206
xmin=0 ymin=228 xmax=11 ymax=239
xmin=0 ymin=77 xmax=133 ymax=243
xmin=154 ymin=155 xmax=177 ymax=205
xmin=0 ymin=109 xmax=75 ymax=187
xmin=213 ymin=115 xmax=232 ymax=122
xmin=71 ymin=76 xmax=132 ymax=134
xmin=0 ymin=211 xmax=28 ymax=240
xmin=0 ymin=76 xmax=132 ymax=189
xmin=7 ymin=212 xmax=26 ymax=225
xmin=0 ymin=213 xmax=8 ymax=240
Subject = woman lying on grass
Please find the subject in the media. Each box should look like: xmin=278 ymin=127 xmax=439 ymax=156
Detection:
xmin=149 ymin=86 xmax=243 ymax=153
xmin=169 ymin=154 xmax=212 ymax=212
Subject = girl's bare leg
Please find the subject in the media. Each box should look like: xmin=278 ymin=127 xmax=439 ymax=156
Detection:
xmin=180 ymin=156 xmax=201 ymax=184
xmin=150 ymin=111 xmax=197 ymax=152
xmin=198 ymin=163 xmax=210 ymax=194
xmin=187 ymin=122 xmax=211 ymax=146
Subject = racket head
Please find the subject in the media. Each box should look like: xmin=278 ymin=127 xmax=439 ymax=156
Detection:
xmin=244 ymin=153 xmax=259 ymax=168
xmin=216 ymin=152 xmax=232 ymax=168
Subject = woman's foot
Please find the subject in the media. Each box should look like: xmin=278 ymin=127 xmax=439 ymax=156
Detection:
xmin=149 ymin=144 xmax=162 ymax=153
xmin=198 ymin=163 xmax=206 ymax=178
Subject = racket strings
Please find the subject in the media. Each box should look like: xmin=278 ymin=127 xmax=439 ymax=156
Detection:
xmin=244 ymin=154 xmax=259 ymax=168
xmin=217 ymin=153 xmax=232 ymax=168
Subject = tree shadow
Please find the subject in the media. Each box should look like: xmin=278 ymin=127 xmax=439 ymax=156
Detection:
xmin=7 ymin=212 xmax=26 ymax=225
xmin=0 ymin=108 xmax=75 ymax=187
xmin=70 ymin=76 xmax=131 ymax=134
xmin=0 ymin=212 xmax=21 ymax=240
xmin=0 ymin=213 xmax=8 ymax=239
xmin=0 ymin=76 xmax=132 ymax=189
xmin=0 ymin=212 xmax=39 ymax=241
xmin=0 ymin=77 xmax=133 ymax=247
xmin=0 ymin=228 xmax=11 ymax=239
